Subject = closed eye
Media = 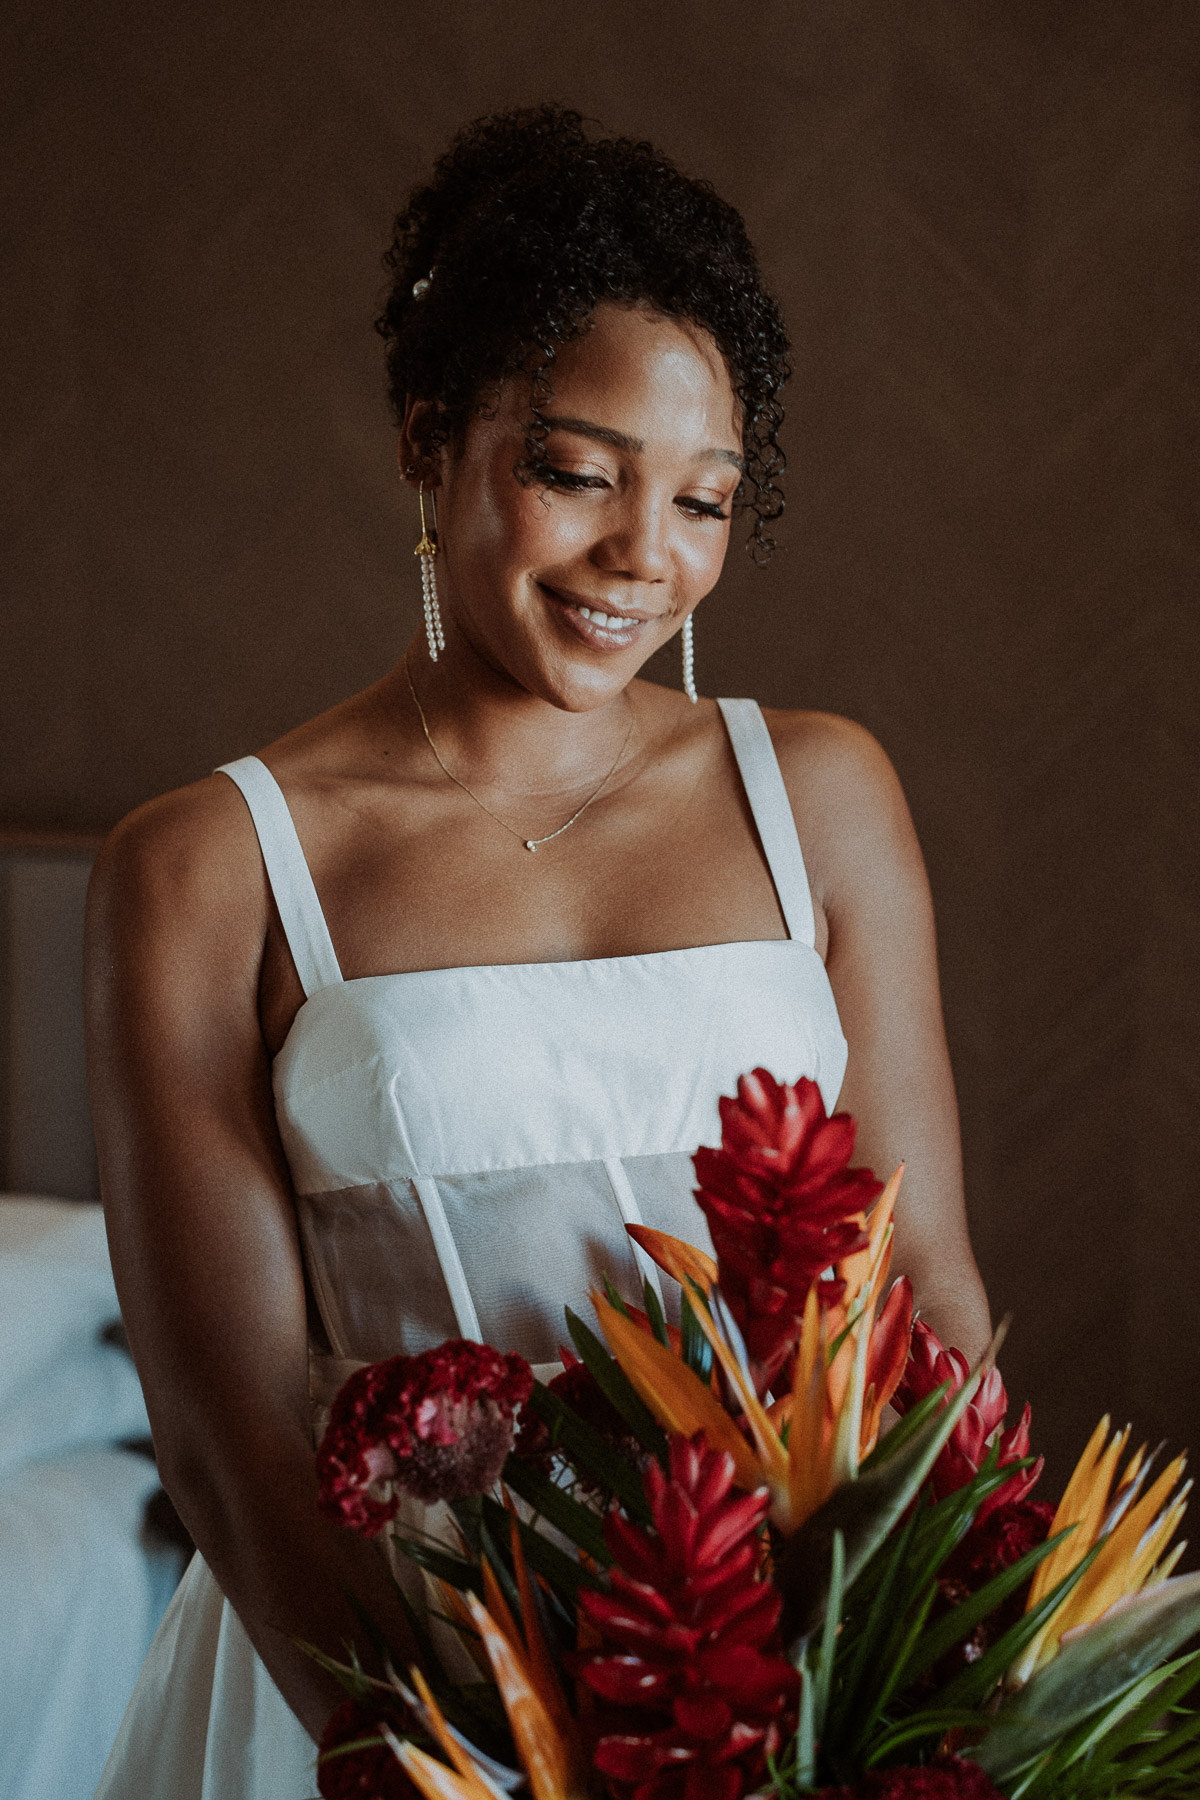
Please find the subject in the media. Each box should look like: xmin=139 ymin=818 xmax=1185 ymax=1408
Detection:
xmin=540 ymin=466 xmax=730 ymax=520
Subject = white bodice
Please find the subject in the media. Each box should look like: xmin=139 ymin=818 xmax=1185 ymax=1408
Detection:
xmin=218 ymin=698 xmax=848 ymax=1368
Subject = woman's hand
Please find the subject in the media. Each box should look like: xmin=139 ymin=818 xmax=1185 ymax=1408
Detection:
xmin=85 ymin=776 xmax=416 ymax=1741
xmin=772 ymin=710 xmax=992 ymax=1363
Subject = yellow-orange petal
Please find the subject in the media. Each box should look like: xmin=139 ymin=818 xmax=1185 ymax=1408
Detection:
xmin=508 ymin=1517 xmax=583 ymax=1774
xmin=467 ymin=1593 xmax=586 ymax=1800
xmin=408 ymin=1668 xmax=504 ymax=1799
xmin=590 ymin=1292 xmax=764 ymax=1490
xmin=624 ymin=1224 xmax=718 ymax=1293
xmin=386 ymin=1730 xmax=502 ymax=1800
xmin=1026 ymin=1416 xmax=1119 ymax=1612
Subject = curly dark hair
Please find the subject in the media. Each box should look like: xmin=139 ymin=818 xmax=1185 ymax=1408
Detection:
xmin=376 ymin=105 xmax=790 ymax=560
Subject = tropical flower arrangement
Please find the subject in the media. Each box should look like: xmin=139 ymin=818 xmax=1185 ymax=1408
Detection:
xmin=306 ymin=1072 xmax=1200 ymax=1800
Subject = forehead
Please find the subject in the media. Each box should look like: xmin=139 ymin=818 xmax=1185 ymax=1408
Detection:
xmin=503 ymin=303 xmax=742 ymax=453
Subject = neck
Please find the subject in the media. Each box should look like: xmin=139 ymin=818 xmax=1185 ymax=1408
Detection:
xmin=393 ymin=628 xmax=637 ymax=803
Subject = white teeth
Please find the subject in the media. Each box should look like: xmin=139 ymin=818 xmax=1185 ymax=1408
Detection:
xmin=578 ymin=605 xmax=637 ymax=630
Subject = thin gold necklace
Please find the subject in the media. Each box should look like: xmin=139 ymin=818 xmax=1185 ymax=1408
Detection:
xmin=404 ymin=653 xmax=636 ymax=853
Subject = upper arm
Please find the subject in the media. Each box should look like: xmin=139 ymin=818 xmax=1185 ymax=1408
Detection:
xmin=771 ymin=711 xmax=991 ymax=1356
xmin=84 ymin=780 xmax=312 ymax=1502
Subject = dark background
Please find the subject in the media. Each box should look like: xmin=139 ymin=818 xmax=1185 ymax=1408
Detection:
xmin=3 ymin=0 xmax=1197 ymax=1495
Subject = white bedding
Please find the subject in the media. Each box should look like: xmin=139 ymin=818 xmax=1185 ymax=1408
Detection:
xmin=0 ymin=1448 xmax=185 ymax=1800
xmin=0 ymin=1198 xmax=185 ymax=1800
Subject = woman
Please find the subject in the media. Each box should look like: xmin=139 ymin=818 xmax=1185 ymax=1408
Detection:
xmin=87 ymin=106 xmax=990 ymax=1796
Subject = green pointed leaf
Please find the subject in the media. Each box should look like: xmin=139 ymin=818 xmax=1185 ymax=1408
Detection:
xmin=565 ymin=1307 xmax=668 ymax=1459
xmin=524 ymin=1379 xmax=651 ymax=1520
xmin=680 ymin=1290 xmax=714 ymax=1385
xmin=898 ymin=1524 xmax=1076 ymax=1689
xmin=859 ymin=1381 xmax=953 ymax=1472
xmin=932 ymin=1542 xmax=1102 ymax=1715
xmin=500 ymin=1449 xmax=611 ymax=1564
xmin=776 ymin=1332 xmax=1002 ymax=1648
xmin=389 ymin=1535 xmax=482 ymax=1594
xmin=481 ymin=1493 xmax=604 ymax=1603
xmin=970 ymin=1570 xmax=1200 ymax=1783
xmin=642 ymin=1275 xmax=670 ymax=1346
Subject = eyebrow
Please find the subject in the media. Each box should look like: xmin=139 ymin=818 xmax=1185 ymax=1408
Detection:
xmin=542 ymin=414 xmax=746 ymax=473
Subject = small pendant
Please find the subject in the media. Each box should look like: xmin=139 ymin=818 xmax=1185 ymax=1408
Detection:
xmin=525 ymin=839 xmax=538 ymax=853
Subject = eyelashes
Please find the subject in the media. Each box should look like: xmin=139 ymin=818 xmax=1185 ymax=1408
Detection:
xmin=538 ymin=465 xmax=730 ymax=521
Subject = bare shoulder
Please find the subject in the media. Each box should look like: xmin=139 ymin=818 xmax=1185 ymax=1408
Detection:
xmin=759 ymin=707 xmax=926 ymax=908
xmin=87 ymin=773 xmax=268 ymax=987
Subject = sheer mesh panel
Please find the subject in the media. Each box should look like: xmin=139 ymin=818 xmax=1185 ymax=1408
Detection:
xmin=298 ymin=1183 xmax=458 ymax=1359
xmin=298 ymin=1152 xmax=720 ymax=1366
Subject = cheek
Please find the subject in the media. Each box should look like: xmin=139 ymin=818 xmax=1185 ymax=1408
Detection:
xmin=678 ymin=522 xmax=732 ymax=593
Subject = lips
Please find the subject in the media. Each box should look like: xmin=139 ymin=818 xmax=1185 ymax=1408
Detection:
xmin=541 ymin=583 xmax=663 ymax=651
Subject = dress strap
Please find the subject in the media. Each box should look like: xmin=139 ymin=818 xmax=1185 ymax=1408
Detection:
xmin=716 ymin=698 xmax=816 ymax=948
xmin=216 ymin=756 xmax=343 ymax=998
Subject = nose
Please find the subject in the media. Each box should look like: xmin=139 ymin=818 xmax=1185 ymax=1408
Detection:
xmin=591 ymin=488 xmax=671 ymax=586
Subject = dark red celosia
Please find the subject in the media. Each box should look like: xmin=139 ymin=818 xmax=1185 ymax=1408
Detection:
xmin=693 ymin=1071 xmax=879 ymax=1384
xmin=578 ymin=1432 xmax=798 ymax=1800
xmin=947 ymin=1498 xmax=1057 ymax=1590
xmin=892 ymin=1321 xmax=1043 ymax=1522
xmin=316 ymin=1339 xmax=533 ymax=1534
xmin=317 ymin=1697 xmax=418 ymax=1800
xmin=816 ymin=1762 xmax=1006 ymax=1800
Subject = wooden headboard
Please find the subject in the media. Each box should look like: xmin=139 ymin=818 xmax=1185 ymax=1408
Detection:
xmin=0 ymin=833 xmax=102 ymax=1201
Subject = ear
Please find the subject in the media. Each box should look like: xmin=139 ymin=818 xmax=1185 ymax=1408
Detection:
xmin=398 ymin=397 xmax=445 ymax=489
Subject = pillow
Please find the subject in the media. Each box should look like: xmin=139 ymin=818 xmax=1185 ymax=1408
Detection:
xmin=0 ymin=1341 xmax=150 ymax=1479
xmin=0 ymin=1197 xmax=150 ymax=1473
xmin=0 ymin=1198 xmax=124 ymax=1407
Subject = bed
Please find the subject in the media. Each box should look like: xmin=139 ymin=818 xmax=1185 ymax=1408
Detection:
xmin=0 ymin=842 xmax=188 ymax=1800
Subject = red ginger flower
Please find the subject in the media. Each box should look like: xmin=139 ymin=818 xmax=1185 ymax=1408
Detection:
xmin=578 ymin=1432 xmax=797 ymax=1800
xmin=693 ymin=1071 xmax=879 ymax=1385
xmin=816 ymin=1762 xmax=1006 ymax=1799
xmin=317 ymin=1339 xmax=533 ymax=1535
xmin=317 ymin=1697 xmax=418 ymax=1799
xmin=892 ymin=1320 xmax=1043 ymax=1522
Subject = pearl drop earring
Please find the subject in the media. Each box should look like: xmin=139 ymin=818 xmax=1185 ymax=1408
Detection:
xmin=681 ymin=612 xmax=698 ymax=704
xmin=414 ymin=482 xmax=444 ymax=662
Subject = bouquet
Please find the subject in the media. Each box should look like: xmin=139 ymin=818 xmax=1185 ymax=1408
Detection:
xmin=307 ymin=1071 xmax=1200 ymax=1800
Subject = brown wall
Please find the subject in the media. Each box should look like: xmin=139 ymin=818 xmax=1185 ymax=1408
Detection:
xmin=3 ymin=1 xmax=1197 ymax=1494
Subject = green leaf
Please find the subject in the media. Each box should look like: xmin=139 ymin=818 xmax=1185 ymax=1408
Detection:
xmin=642 ymin=1275 xmax=670 ymax=1346
xmin=481 ymin=1494 xmax=604 ymax=1604
xmin=898 ymin=1523 xmax=1076 ymax=1690
xmin=859 ymin=1381 xmax=953 ymax=1472
xmin=602 ymin=1274 xmax=631 ymax=1318
xmin=812 ymin=1528 xmax=845 ymax=1739
xmin=565 ymin=1308 xmax=668 ymax=1459
xmin=775 ymin=1331 xmax=1002 ymax=1648
xmin=931 ymin=1542 xmax=1103 ymax=1715
xmin=970 ymin=1570 xmax=1200 ymax=1784
xmin=524 ymin=1380 xmax=651 ymax=1520
xmin=1016 ymin=1651 xmax=1200 ymax=1796
xmin=680 ymin=1290 xmax=714 ymax=1385
xmin=389 ymin=1535 xmax=483 ymax=1594
xmin=500 ymin=1449 xmax=612 ymax=1565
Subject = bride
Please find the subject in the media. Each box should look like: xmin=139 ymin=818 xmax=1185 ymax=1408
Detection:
xmin=86 ymin=105 xmax=990 ymax=1796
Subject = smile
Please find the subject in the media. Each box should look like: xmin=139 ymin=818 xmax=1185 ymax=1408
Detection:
xmin=542 ymin=584 xmax=657 ymax=650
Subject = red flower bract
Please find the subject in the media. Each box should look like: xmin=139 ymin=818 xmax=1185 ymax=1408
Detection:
xmin=892 ymin=1320 xmax=1043 ymax=1521
xmin=578 ymin=1432 xmax=798 ymax=1800
xmin=316 ymin=1340 xmax=533 ymax=1534
xmin=693 ymin=1070 xmax=879 ymax=1383
xmin=816 ymin=1761 xmax=1006 ymax=1800
xmin=317 ymin=1697 xmax=418 ymax=1800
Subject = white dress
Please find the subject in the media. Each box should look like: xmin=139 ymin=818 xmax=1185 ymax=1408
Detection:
xmin=94 ymin=698 xmax=848 ymax=1800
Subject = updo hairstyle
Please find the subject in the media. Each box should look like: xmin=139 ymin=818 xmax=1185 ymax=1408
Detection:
xmin=376 ymin=105 xmax=790 ymax=560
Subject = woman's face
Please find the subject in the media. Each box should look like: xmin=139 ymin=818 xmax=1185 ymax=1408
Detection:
xmin=412 ymin=302 xmax=744 ymax=711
